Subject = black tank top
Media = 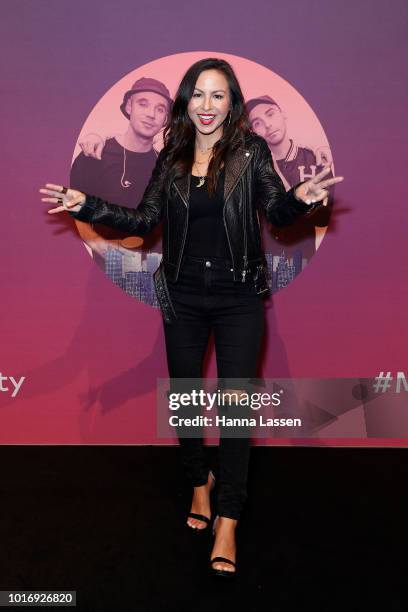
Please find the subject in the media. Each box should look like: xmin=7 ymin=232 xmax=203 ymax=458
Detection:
xmin=183 ymin=168 xmax=231 ymax=259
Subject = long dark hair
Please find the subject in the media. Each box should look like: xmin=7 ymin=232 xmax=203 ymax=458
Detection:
xmin=160 ymin=57 xmax=252 ymax=197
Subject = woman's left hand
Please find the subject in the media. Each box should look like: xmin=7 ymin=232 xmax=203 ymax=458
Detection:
xmin=39 ymin=183 xmax=86 ymax=214
xmin=294 ymin=166 xmax=344 ymax=205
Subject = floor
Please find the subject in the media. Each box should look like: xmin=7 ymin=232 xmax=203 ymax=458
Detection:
xmin=0 ymin=445 xmax=406 ymax=611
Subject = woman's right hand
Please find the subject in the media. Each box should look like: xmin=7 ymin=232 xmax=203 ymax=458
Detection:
xmin=39 ymin=184 xmax=86 ymax=214
xmin=78 ymin=133 xmax=106 ymax=160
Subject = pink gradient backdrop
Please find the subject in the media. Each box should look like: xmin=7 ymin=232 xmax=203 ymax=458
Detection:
xmin=1 ymin=1 xmax=407 ymax=446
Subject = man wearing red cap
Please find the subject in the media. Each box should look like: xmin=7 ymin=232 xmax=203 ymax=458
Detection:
xmin=70 ymin=77 xmax=173 ymax=274
xmin=246 ymin=95 xmax=334 ymax=287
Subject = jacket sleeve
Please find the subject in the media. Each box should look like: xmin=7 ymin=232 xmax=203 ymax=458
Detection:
xmin=254 ymin=137 xmax=323 ymax=227
xmin=67 ymin=148 xmax=167 ymax=236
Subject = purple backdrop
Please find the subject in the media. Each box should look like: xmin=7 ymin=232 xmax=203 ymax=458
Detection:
xmin=1 ymin=0 xmax=407 ymax=445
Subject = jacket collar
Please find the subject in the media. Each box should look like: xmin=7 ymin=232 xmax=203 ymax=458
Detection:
xmin=173 ymin=139 xmax=254 ymax=206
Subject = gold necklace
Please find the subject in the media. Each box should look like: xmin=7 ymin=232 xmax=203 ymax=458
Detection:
xmin=193 ymin=161 xmax=206 ymax=188
xmin=196 ymin=143 xmax=214 ymax=154
xmin=193 ymin=146 xmax=212 ymax=188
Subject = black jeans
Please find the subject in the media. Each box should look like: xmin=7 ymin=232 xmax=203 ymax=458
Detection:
xmin=162 ymin=253 xmax=265 ymax=520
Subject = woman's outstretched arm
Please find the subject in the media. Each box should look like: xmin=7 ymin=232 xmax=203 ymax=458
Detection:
xmin=40 ymin=148 xmax=167 ymax=237
xmin=254 ymin=137 xmax=343 ymax=227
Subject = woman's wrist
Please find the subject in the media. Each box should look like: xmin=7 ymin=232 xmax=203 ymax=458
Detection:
xmin=66 ymin=201 xmax=85 ymax=213
xmin=67 ymin=194 xmax=94 ymax=219
xmin=293 ymin=183 xmax=312 ymax=205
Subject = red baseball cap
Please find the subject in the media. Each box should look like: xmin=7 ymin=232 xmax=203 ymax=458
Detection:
xmin=120 ymin=77 xmax=173 ymax=119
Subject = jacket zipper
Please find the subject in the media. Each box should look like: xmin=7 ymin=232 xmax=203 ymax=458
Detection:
xmin=173 ymin=180 xmax=189 ymax=281
xmin=242 ymin=173 xmax=248 ymax=282
xmin=223 ymin=206 xmax=235 ymax=273
xmin=223 ymin=149 xmax=253 ymax=281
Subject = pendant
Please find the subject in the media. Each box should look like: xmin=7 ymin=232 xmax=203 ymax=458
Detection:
xmin=196 ymin=176 xmax=205 ymax=188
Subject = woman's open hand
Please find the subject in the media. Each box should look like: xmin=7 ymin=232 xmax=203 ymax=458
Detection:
xmin=294 ymin=166 xmax=344 ymax=205
xmin=39 ymin=183 xmax=86 ymax=214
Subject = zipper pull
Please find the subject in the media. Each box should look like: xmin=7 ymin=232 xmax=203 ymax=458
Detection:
xmin=242 ymin=255 xmax=248 ymax=282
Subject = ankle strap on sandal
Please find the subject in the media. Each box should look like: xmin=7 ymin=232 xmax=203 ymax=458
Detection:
xmin=188 ymin=512 xmax=210 ymax=524
xmin=210 ymin=556 xmax=236 ymax=567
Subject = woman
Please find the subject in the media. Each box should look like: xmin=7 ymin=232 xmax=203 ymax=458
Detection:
xmin=39 ymin=57 xmax=343 ymax=579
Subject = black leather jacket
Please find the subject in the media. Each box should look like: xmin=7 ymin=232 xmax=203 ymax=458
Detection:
xmin=69 ymin=132 xmax=321 ymax=316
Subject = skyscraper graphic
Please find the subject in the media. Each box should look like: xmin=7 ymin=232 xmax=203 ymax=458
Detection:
xmin=123 ymin=250 xmax=142 ymax=273
xmin=265 ymin=248 xmax=305 ymax=293
xmin=275 ymin=252 xmax=295 ymax=290
xmin=265 ymin=252 xmax=274 ymax=291
xmin=105 ymin=247 xmax=162 ymax=307
xmin=105 ymin=248 xmax=123 ymax=286
xmin=125 ymin=272 xmax=139 ymax=298
xmin=146 ymin=252 xmax=161 ymax=273
xmin=293 ymin=249 xmax=303 ymax=277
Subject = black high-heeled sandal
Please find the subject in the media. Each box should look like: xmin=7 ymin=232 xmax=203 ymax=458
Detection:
xmin=186 ymin=470 xmax=216 ymax=533
xmin=209 ymin=515 xmax=237 ymax=578
xmin=209 ymin=556 xmax=236 ymax=578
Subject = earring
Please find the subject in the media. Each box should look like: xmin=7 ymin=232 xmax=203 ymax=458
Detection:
xmin=227 ymin=111 xmax=231 ymax=126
